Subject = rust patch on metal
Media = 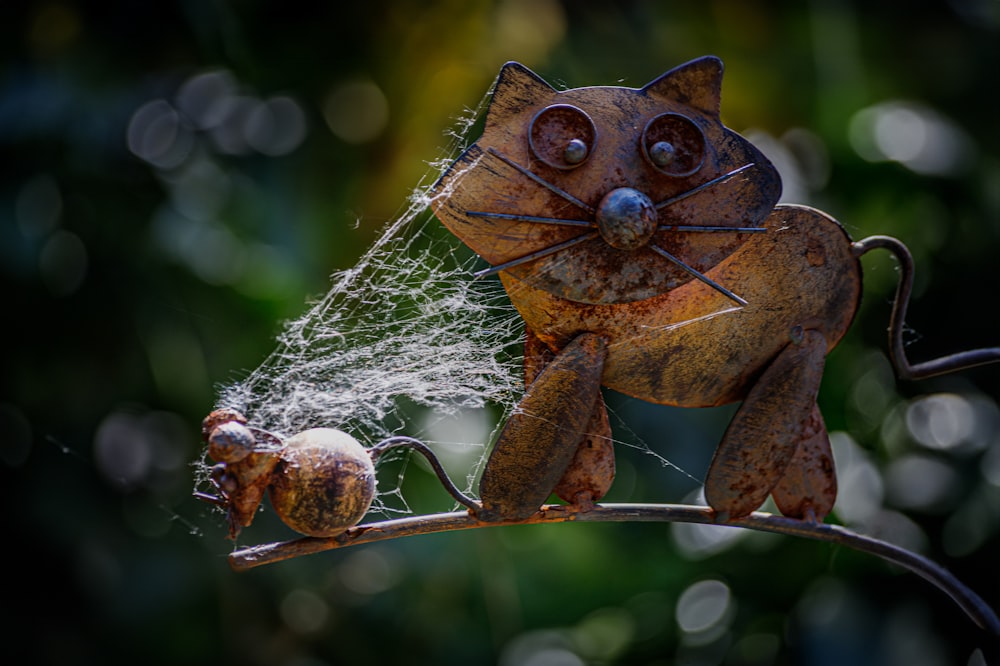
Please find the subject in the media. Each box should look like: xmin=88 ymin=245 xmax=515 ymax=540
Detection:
xmin=771 ymin=404 xmax=838 ymax=520
xmin=705 ymin=329 xmax=828 ymax=519
xmin=478 ymin=332 xmax=608 ymax=522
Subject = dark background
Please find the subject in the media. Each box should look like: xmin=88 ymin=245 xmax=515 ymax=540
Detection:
xmin=2 ymin=1 xmax=999 ymax=664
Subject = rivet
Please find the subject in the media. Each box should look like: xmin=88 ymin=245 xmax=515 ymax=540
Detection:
xmin=564 ymin=138 xmax=588 ymax=165
xmin=649 ymin=141 xmax=676 ymax=166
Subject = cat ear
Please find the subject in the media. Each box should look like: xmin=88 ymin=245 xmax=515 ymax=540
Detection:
xmin=643 ymin=56 xmax=724 ymax=116
xmin=491 ymin=61 xmax=556 ymax=109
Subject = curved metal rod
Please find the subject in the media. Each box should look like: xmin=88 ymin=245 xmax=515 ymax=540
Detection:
xmin=657 ymin=224 xmax=766 ymax=233
xmin=654 ymin=163 xmax=755 ymax=210
xmin=368 ymin=436 xmax=481 ymax=512
xmin=466 ymin=211 xmax=595 ymax=227
xmin=648 ymin=243 xmax=747 ymax=306
xmin=486 ymin=147 xmax=594 ymax=214
xmin=227 ymin=503 xmax=1000 ymax=639
xmin=853 ymin=236 xmax=1000 ymax=380
xmin=473 ymin=231 xmax=599 ymax=279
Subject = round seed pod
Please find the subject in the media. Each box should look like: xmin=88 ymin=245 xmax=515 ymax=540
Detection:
xmin=268 ymin=428 xmax=376 ymax=537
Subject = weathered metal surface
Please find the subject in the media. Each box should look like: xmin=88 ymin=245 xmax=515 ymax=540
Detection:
xmin=704 ymin=329 xmax=827 ymax=519
xmin=207 ymin=420 xmax=256 ymax=463
xmin=553 ymin=399 xmax=615 ymax=507
xmin=524 ymin=328 xmax=616 ymax=507
xmin=197 ymin=411 xmax=375 ymax=539
xmin=433 ymin=57 xmax=781 ymax=305
xmin=503 ymin=206 xmax=860 ymax=407
xmin=210 ymin=449 xmax=281 ymax=538
xmin=268 ymin=429 xmax=376 ymax=538
xmin=770 ymin=404 xmax=837 ymax=520
xmin=522 ymin=325 xmax=556 ymax=385
xmin=478 ymin=332 xmax=607 ymax=522
xmin=196 ymin=411 xmax=283 ymax=538
xmin=430 ymin=58 xmax=864 ymax=521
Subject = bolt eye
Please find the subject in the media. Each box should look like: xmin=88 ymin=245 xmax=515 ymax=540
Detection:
xmin=528 ymin=104 xmax=596 ymax=170
xmin=641 ymin=112 xmax=706 ymax=176
xmin=563 ymin=138 xmax=588 ymax=165
xmin=649 ymin=141 xmax=675 ymax=167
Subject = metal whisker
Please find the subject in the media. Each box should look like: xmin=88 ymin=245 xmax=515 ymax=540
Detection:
xmin=655 ymin=163 xmax=755 ymax=210
xmin=648 ymin=243 xmax=747 ymax=306
xmin=658 ymin=224 xmax=765 ymax=233
xmin=474 ymin=231 xmax=599 ymax=278
xmin=473 ymin=153 xmax=756 ymax=300
xmin=467 ymin=211 xmax=595 ymax=228
xmin=487 ymin=148 xmax=595 ymax=214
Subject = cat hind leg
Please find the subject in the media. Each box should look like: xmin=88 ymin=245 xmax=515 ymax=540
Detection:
xmin=704 ymin=328 xmax=829 ymax=520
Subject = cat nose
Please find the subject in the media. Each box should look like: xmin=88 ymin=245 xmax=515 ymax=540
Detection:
xmin=595 ymin=188 xmax=657 ymax=251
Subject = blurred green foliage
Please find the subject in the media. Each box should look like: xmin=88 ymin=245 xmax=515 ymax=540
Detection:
xmin=2 ymin=1 xmax=999 ymax=664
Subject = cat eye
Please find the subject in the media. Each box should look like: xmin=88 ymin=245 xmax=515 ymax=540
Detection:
xmin=641 ymin=113 xmax=706 ymax=177
xmin=528 ymin=104 xmax=596 ymax=170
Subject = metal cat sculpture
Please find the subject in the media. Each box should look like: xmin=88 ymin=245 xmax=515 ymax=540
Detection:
xmin=429 ymin=56 xmax=998 ymax=524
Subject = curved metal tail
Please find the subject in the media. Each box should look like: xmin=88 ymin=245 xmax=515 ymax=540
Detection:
xmin=853 ymin=236 xmax=1000 ymax=380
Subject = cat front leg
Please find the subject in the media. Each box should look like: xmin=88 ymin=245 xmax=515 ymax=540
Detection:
xmin=476 ymin=332 xmax=607 ymax=522
xmin=522 ymin=328 xmax=616 ymax=510
xmin=704 ymin=328 xmax=829 ymax=520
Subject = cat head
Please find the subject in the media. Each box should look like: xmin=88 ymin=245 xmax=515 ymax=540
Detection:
xmin=431 ymin=57 xmax=781 ymax=305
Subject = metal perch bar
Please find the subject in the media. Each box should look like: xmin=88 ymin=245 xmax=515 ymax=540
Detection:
xmin=227 ymin=502 xmax=1000 ymax=641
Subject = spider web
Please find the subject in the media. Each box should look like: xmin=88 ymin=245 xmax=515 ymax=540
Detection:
xmin=203 ymin=98 xmax=692 ymax=522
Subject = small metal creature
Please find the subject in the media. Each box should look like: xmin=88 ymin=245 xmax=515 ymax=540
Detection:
xmin=430 ymin=56 xmax=999 ymax=523
xmin=196 ymin=409 xmax=478 ymax=539
xmin=194 ymin=408 xmax=375 ymax=538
